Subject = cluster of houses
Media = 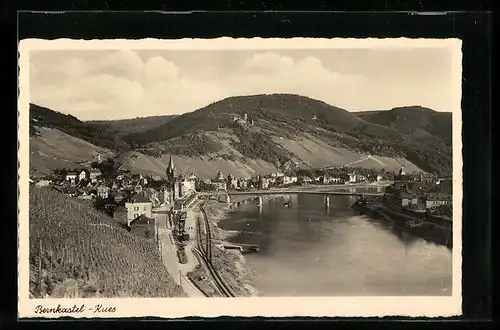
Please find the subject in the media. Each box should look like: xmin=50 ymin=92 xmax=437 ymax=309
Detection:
xmin=201 ymin=170 xmax=382 ymax=192
xmin=385 ymin=166 xmax=453 ymax=216
xmin=31 ymin=155 xmax=426 ymax=239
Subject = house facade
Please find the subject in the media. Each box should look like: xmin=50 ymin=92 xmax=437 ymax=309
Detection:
xmin=125 ymin=194 xmax=153 ymax=226
xmin=237 ymin=179 xmax=248 ymax=190
xmin=79 ymin=170 xmax=89 ymax=182
xmin=259 ymin=177 xmax=270 ymax=190
xmin=425 ymin=193 xmax=452 ymax=209
xmin=180 ymin=178 xmax=196 ymax=197
xmin=400 ymin=193 xmax=419 ymax=208
xmin=211 ymin=179 xmax=227 ymax=191
xmin=89 ymin=169 xmax=102 ymax=181
xmin=280 ymin=176 xmax=297 ymax=185
xmin=97 ymin=185 xmax=110 ymax=199
xmin=66 ymin=172 xmax=77 ymax=182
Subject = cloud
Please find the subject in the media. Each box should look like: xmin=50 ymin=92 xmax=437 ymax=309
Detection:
xmin=99 ymin=50 xmax=144 ymax=78
xmin=244 ymin=52 xmax=294 ymax=72
xmin=29 ymin=50 xmax=363 ymax=120
xmin=143 ymin=56 xmax=180 ymax=82
xmin=229 ymin=53 xmax=362 ymax=104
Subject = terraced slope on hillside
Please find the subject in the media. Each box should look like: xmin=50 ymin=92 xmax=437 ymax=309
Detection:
xmin=29 ymin=187 xmax=185 ymax=298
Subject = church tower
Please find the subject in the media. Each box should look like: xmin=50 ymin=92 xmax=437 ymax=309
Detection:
xmin=399 ymin=165 xmax=405 ymax=176
xmin=164 ymin=155 xmax=178 ymax=204
xmin=166 ymin=155 xmax=176 ymax=184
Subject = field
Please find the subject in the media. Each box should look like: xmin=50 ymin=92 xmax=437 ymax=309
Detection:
xmin=29 ymin=186 xmax=185 ymax=298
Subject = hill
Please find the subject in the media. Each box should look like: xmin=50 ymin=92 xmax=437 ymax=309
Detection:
xmin=122 ymin=94 xmax=452 ymax=176
xmin=124 ymin=94 xmax=364 ymax=145
xmin=30 ymin=126 xmax=115 ymax=177
xmin=29 ymin=186 xmax=185 ymax=298
xmin=87 ymin=115 xmax=178 ymax=137
xmin=355 ymin=106 xmax=453 ymax=146
xmin=30 ymin=103 xmax=130 ymax=151
xmin=29 ymin=95 xmax=453 ymax=178
xmin=29 ymin=103 xmax=122 ymax=177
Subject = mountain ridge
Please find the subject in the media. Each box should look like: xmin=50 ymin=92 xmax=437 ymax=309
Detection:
xmin=29 ymin=95 xmax=453 ymax=177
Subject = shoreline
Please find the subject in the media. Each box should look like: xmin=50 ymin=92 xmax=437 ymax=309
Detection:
xmin=203 ymin=194 xmax=285 ymax=297
xmin=195 ymin=183 xmax=386 ymax=297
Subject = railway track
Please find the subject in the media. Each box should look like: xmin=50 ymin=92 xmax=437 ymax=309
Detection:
xmin=196 ymin=204 xmax=235 ymax=297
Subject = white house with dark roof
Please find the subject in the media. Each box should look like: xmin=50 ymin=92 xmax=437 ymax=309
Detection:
xmin=89 ymin=168 xmax=102 ymax=181
xmin=97 ymin=184 xmax=110 ymax=199
xmin=125 ymin=193 xmax=153 ymax=226
xmin=65 ymin=171 xmax=78 ymax=182
xmin=78 ymin=169 xmax=89 ymax=182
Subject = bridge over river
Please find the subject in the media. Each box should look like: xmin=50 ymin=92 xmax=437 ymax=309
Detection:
xmin=199 ymin=189 xmax=384 ymax=207
xmin=199 ymin=189 xmax=384 ymax=197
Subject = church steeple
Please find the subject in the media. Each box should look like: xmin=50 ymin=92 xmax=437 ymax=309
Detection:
xmin=166 ymin=155 xmax=176 ymax=183
xmin=168 ymin=155 xmax=175 ymax=172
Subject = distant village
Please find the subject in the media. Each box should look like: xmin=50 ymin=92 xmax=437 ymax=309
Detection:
xmin=383 ymin=166 xmax=453 ymax=219
xmin=30 ymin=152 xmax=452 ymax=239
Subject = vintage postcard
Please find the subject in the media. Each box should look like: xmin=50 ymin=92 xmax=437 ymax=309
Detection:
xmin=18 ymin=37 xmax=463 ymax=318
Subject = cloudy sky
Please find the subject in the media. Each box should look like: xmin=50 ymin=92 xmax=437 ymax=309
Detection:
xmin=29 ymin=47 xmax=455 ymax=120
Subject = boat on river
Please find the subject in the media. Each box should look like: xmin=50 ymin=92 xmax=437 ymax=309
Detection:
xmin=283 ymin=196 xmax=292 ymax=207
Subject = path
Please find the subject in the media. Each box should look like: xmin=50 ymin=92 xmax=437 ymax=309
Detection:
xmin=153 ymin=203 xmax=205 ymax=297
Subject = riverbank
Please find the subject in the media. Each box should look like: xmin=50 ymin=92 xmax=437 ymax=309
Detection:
xmin=202 ymin=194 xmax=284 ymax=297
xmin=352 ymin=200 xmax=452 ymax=249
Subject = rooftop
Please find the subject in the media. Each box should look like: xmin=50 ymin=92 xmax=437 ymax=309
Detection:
xmin=130 ymin=214 xmax=155 ymax=226
xmin=128 ymin=193 xmax=151 ymax=203
xmin=426 ymin=193 xmax=452 ymax=200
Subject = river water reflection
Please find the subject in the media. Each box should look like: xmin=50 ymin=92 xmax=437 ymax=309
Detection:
xmin=219 ymin=187 xmax=453 ymax=297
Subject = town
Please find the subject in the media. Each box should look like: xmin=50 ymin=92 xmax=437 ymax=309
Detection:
xmin=30 ymin=151 xmax=452 ymax=243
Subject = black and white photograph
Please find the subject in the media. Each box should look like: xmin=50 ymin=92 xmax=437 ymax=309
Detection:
xmin=18 ymin=37 xmax=462 ymax=318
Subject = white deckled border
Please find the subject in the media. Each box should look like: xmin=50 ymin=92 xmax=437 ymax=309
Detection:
xmin=18 ymin=37 xmax=463 ymax=319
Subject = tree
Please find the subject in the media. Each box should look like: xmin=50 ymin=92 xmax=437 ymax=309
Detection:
xmin=94 ymin=197 xmax=105 ymax=210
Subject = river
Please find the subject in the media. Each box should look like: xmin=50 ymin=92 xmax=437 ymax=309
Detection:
xmin=219 ymin=187 xmax=453 ymax=297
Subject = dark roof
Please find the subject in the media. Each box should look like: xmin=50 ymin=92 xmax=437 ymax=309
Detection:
xmin=426 ymin=193 xmax=452 ymax=200
xmin=167 ymin=155 xmax=175 ymax=170
xmin=400 ymin=192 xmax=418 ymax=199
xmin=129 ymin=193 xmax=150 ymax=203
xmin=130 ymin=214 xmax=155 ymax=226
